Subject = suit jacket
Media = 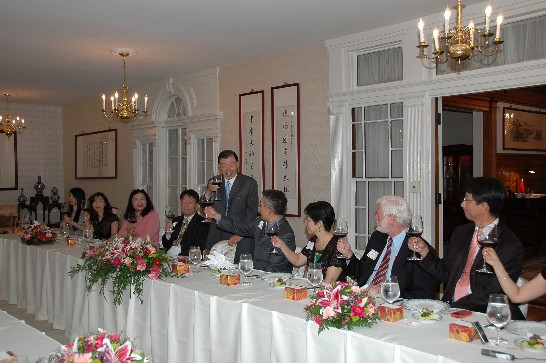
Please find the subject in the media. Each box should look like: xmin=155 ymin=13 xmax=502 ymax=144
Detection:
xmin=217 ymin=216 xmax=296 ymax=273
xmin=162 ymin=213 xmax=209 ymax=256
xmin=205 ymin=173 xmax=259 ymax=263
xmin=344 ymin=231 xmax=439 ymax=299
xmin=419 ymin=222 xmax=525 ymax=319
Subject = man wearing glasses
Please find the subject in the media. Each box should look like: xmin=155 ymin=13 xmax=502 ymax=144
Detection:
xmin=409 ymin=176 xmax=525 ymax=320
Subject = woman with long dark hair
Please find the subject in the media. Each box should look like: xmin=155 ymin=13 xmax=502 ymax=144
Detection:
xmin=119 ymin=189 xmax=160 ymax=245
xmin=60 ymin=187 xmax=86 ymax=236
xmin=86 ymin=192 xmax=119 ymax=240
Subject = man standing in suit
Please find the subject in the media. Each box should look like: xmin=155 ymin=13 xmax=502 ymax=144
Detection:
xmin=206 ymin=189 xmax=296 ymax=273
xmin=410 ymin=177 xmax=525 ymax=319
xmin=163 ymin=189 xmax=210 ymax=257
xmin=205 ymin=150 xmax=259 ymax=263
xmin=337 ymin=195 xmax=438 ymax=299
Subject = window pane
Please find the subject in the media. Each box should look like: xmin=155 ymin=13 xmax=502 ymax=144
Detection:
xmin=168 ymin=186 xmax=179 ymax=209
xmin=168 ymin=157 xmax=179 ymax=184
xmin=368 ymin=181 xmax=391 ymax=233
xmin=197 ymin=139 xmax=205 ymax=160
xmin=357 ymin=47 xmax=403 ymax=86
xmin=148 ymin=144 xmax=153 ymax=162
xmin=390 ymin=102 xmax=403 ymax=119
xmin=355 ymin=181 xmax=367 ymax=206
xmin=364 ymin=104 xmax=388 ymax=121
xmin=168 ymin=130 xmax=178 ymax=157
xmin=364 ymin=122 xmax=389 ymax=178
xmin=394 ymin=181 xmax=404 ymax=197
xmin=355 ymin=207 xmax=367 ymax=235
xmin=352 ymin=122 xmax=364 ymax=150
xmin=391 ymin=119 xmax=403 ymax=149
xmin=356 ymin=235 xmax=368 ymax=250
xmin=180 ymin=129 xmax=187 ymax=156
xmin=352 ymin=151 xmax=363 ymax=178
xmin=391 ymin=150 xmax=403 ymax=178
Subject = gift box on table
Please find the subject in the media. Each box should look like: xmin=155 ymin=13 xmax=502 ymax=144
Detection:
xmin=284 ymin=286 xmax=308 ymax=300
xmin=172 ymin=261 xmax=190 ymax=275
xmin=220 ymin=273 xmax=240 ymax=286
xmin=449 ymin=322 xmax=478 ymax=342
xmin=377 ymin=305 xmax=404 ymax=322
xmin=67 ymin=238 xmax=78 ymax=246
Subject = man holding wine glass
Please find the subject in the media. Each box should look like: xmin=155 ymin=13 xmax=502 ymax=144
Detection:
xmin=336 ymin=195 xmax=438 ymax=299
xmin=409 ymin=177 xmax=526 ymax=320
xmin=205 ymin=189 xmax=296 ymax=273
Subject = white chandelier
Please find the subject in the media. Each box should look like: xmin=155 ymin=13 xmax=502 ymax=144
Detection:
xmin=101 ymin=49 xmax=148 ymax=125
xmin=417 ymin=0 xmax=504 ymax=65
xmin=0 ymin=93 xmax=25 ymax=136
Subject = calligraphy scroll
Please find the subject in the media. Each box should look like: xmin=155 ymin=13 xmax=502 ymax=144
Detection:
xmin=75 ymin=129 xmax=117 ymax=179
xmin=239 ymin=90 xmax=264 ymax=191
xmin=272 ymin=83 xmax=300 ymax=216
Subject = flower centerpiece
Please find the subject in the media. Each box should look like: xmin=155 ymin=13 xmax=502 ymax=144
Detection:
xmin=305 ymin=281 xmax=380 ymax=334
xmin=20 ymin=221 xmax=58 ymax=245
xmin=39 ymin=328 xmax=147 ymax=362
xmin=68 ymin=236 xmax=174 ymax=306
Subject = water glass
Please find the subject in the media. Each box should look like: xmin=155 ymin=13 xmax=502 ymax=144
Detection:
xmin=239 ymin=254 xmax=254 ymax=285
xmin=189 ymin=246 xmax=202 ymax=273
xmin=486 ymin=294 xmax=511 ymax=344
xmin=61 ymin=224 xmax=71 ymax=240
xmin=380 ymin=276 xmax=400 ymax=304
xmin=306 ymin=263 xmax=323 ymax=291
xmin=83 ymin=229 xmax=93 ymax=243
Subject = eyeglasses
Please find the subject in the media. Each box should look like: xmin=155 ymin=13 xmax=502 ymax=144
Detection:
xmin=461 ymin=196 xmax=476 ymax=203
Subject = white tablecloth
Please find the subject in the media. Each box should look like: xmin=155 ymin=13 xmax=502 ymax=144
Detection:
xmin=0 ymin=234 xmax=541 ymax=362
xmin=0 ymin=309 xmax=61 ymax=362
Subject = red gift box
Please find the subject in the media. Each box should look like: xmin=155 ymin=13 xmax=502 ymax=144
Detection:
xmin=220 ymin=273 xmax=240 ymax=286
xmin=449 ymin=322 xmax=478 ymax=342
xmin=284 ymin=286 xmax=308 ymax=300
xmin=377 ymin=305 xmax=404 ymax=322
xmin=172 ymin=262 xmax=190 ymax=275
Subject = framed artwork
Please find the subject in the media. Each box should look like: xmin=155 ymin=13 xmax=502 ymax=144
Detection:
xmin=75 ymin=129 xmax=117 ymax=179
xmin=0 ymin=133 xmax=18 ymax=190
xmin=503 ymin=108 xmax=546 ymax=151
xmin=271 ymin=83 xmax=301 ymax=216
xmin=239 ymin=90 xmax=265 ymax=191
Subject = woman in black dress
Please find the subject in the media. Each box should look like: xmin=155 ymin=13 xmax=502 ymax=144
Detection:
xmin=60 ymin=187 xmax=86 ymax=236
xmin=87 ymin=192 xmax=119 ymax=240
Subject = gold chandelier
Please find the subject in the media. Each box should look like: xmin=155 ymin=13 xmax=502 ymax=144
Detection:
xmin=101 ymin=49 xmax=148 ymax=125
xmin=417 ymin=0 xmax=504 ymax=64
xmin=0 ymin=94 xmax=25 ymax=136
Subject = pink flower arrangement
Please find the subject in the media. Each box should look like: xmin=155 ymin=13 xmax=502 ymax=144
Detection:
xmin=304 ymin=281 xmax=380 ymax=334
xmin=40 ymin=328 xmax=147 ymax=362
xmin=20 ymin=221 xmax=58 ymax=245
xmin=68 ymin=236 xmax=173 ymax=306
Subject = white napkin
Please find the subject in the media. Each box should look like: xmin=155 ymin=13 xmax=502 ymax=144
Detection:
xmin=167 ymin=245 xmax=181 ymax=258
xmin=202 ymin=251 xmax=236 ymax=269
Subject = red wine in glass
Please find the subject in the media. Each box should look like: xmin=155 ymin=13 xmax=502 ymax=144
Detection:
xmin=476 ymin=225 xmax=498 ymax=274
xmin=267 ymin=222 xmax=280 ymax=254
xmin=333 ymin=218 xmax=349 ymax=259
xmin=211 ymin=175 xmax=223 ymax=201
xmin=407 ymin=215 xmax=424 ymax=261
xmin=406 ymin=230 xmax=423 ymax=238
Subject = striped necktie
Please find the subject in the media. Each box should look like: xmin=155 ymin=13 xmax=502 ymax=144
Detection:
xmin=453 ymin=228 xmax=480 ymax=301
xmin=371 ymin=238 xmax=393 ymax=285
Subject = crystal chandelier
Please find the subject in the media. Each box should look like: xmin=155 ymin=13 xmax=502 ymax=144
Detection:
xmin=417 ymin=0 xmax=504 ymax=64
xmin=101 ymin=49 xmax=148 ymax=125
xmin=0 ymin=94 xmax=25 ymax=136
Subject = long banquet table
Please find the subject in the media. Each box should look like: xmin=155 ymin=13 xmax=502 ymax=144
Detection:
xmin=0 ymin=233 xmax=542 ymax=363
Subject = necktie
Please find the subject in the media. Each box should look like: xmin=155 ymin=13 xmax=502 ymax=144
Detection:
xmin=225 ymin=180 xmax=232 ymax=212
xmin=371 ymin=238 xmax=393 ymax=285
xmin=453 ymin=228 xmax=480 ymax=301
xmin=173 ymin=218 xmax=188 ymax=246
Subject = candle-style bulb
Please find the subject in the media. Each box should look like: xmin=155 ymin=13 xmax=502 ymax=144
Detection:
xmin=444 ymin=6 xmax=451 ymax=35
xmin=496 ymin=13 xmax=503 ymax=39
xmin=418 ymin=18 xmax=425 ymax=43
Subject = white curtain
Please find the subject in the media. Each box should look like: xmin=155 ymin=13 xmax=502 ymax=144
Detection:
xmin=357 ymin=47 xmax=403 ymax=86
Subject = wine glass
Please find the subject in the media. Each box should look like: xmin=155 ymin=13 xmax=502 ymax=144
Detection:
xmin=165 ymin=206 xmax=176 ymax=237
xmin=266 ymin=221 xmax=280 ymax=254
xmin=407 ymin=215 xmax=424 ymax=261
xmin=307 ymin=263 xmax=323 ymax=292
xmin=211 ymin=174 xmax=223 ymax=201
xmin=60 ymin=224 xmax=71 ymax=242
xmin=60 ymin=203 xmax=70 ymax=217
xmin=200 ymin=192 xmax=214 ymax=223
xmin=81 ymin=200 xmax=91 ymax=212
xmin=188 ymin=246 xmax=202 ymax=273
xmin=333 ymin=218 xmax=349 ymax=259
xmin=20 ymin=215 xmax=31 ymax=230
xmin=83 ymin=228 xmax=94 ymax=243
xmin=380 ymin=276 xmax=400 ymax=304
xmin=476 ymin=225 xmax=498 ymax=274
xmin=239 ymin=254 xmax=254 ymax=285
xmin=486 ymin=294 xmax=511 ymax=344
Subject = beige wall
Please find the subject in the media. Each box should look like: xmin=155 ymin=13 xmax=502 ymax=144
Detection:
xmin=62 ymin=98 xmax=134 ymax=213
xmin=218 ymin=43 xmax=331 ymax=245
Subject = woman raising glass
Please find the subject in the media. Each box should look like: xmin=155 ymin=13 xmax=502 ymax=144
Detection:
xmin=271 ymin=201 xmax=346 ymax=284
xmin=60 ymin=187 xmax=86 ymax=237
xmin=119 ymin=189 xmax=160 ymax=246
xmin=85 ymin=192 xmax=119 ymax=240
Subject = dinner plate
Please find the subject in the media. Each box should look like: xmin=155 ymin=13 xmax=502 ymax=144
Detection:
xmin=402 ymin=299 xmax=449 ymax=312
xmin=506 ymin=321 xmax=546 ymax=336
xmin=514 ymin=338 xmax=546 ymax=352
xmin=412 ymin=312 xmax=442 ymax=323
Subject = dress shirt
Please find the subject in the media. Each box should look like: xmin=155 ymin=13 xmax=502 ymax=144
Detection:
xmin=366 ymin=229 xmax=406 ymax=285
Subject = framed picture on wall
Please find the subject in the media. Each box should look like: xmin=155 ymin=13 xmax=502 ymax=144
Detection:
xmin=75 ymin=129 xmax=117 ymax=179
xmin=503 ymin=108 xmax=546 ymax=152
xmin=239 ymin=90 xmax=265 ymax=191
xmin=0 ymin=133 xmax=18 ymax=190
xmin=271 ymin=83 xmax=301 ymax=216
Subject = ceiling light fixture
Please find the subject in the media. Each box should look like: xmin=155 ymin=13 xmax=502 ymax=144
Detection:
xmin=0 ymin=93 xmax=25 ymax=136
xmin=101 ymin=49 xmax=147 ymax=125
xmin=417 ymin=0 xmax=504 ymax=65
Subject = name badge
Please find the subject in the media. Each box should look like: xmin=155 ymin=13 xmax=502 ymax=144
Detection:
xmin=367 ymin=249 xmax=379 ymax=260
xmin=306 ymin=241 xmax=315 ymax=250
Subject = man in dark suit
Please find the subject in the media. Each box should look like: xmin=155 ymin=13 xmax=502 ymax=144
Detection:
xmin=204 ymin=150 xmax=259 ymax=263
xmin=206 ymin=189 xmax=296 ymax=273
xmin=410 ymin=177 xmax=525 ymax=319
xmin=337 ymin=195 xmax=439 ymax=299
xmin=162 ymin=189 xmax=209 ymax=257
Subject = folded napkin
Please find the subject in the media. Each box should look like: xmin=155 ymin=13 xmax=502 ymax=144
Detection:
xmin=202 ymin=251 xmax=236 ymax=269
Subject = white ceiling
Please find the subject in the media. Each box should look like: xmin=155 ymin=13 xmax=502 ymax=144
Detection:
xmin=1 ymin=0 xmax=485 ymax=106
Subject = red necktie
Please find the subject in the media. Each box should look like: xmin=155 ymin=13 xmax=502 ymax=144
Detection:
xmin=371 ymin=238 xmax=393 ymax=285
xmin=453 ymin=228 xmax=480 ymax=301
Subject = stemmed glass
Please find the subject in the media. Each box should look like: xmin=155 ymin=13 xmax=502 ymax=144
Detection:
xmin=486 ymin=294 xmax=511 ymax=344
xmin=307 ymin=263 xmax=323 ymax=292
xmin=165 ymin=206 xmax=176 ymax=238
xmin=60 ymin=203 xmax=70 ymax=218
xmin=239 ymin=254 xmax=254 ymax=285
xmin=211 ymin=174 xmax=223 ymax=201
xmin=266 ymin=221 xmax=280 ymax=254
xmin=83 ymin=228 xmax=94 ymax=243
xmin=60 ymin=224 xmax=71 ymax=242
xmin=476 ymin=225 xmax=498 ymax=274
xmin=20 ymin=216 xmax=31 ymax=230
xmin=333 ymin=218 xmax=349 ymax=259
xmin=380 ymin=276 xmax=400 ymax=304
xmin=407 ymin=215 xmax=424 ymax=261
xmin=200 ymin=192 xmax=214 ymax=223
xmin=188 ymin=246 xmax=202 ymax=273
xmin=81 ymin=200 xmax=91 ymax=212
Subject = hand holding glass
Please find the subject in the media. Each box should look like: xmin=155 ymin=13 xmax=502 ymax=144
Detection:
xmin=211 ymin=174 xmax=223 ymax=201
xmin=239 ymin=254 xmax=254 ymax=285
xmin=200 ymin=193 xmax=214 ymax=223
xmin=165 ymin=206 xmax=176 ymax=236
xmin=486 ymin=294 xmax=511 ymax=344
xmin=266 ymin=222 xmax=280 ymax=254
xmin=476 ymin=225 xmax=498 ymax=274
xmin=407 ymin=215 xmax=424 ymax=261
xmin=333 ymin=218 xmax=349 ymax=258
xmin=380 ymin=276 xmax=400 ymax=304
